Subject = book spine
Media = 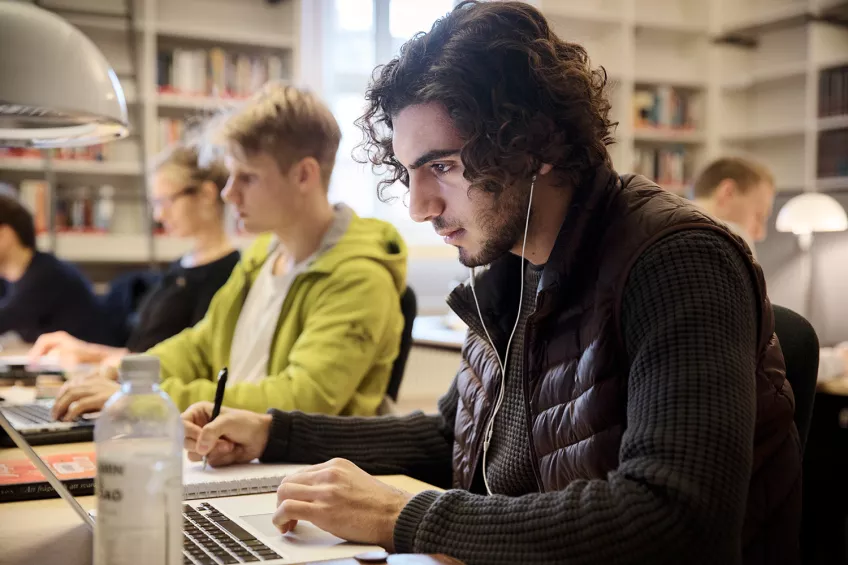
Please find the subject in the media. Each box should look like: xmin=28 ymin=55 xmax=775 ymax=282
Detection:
xmin=0 ymin=478 xmax=94 ymax=503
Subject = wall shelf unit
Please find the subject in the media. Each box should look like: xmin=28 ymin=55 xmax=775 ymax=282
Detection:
xmin=0 ymin=0 xmax=300 ymax=268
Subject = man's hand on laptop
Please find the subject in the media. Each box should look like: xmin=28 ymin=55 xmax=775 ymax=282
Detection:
xmin=272 ymin=458 xmax=413 ymax=551
xmin=182 ymin=402 xmax=272 ymax=467
xmin=51 ymin=376 xmax=119 ymax=421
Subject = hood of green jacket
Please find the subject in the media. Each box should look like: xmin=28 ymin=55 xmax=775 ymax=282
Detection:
xmin=239 ymin=210 xmax=408 ymax=293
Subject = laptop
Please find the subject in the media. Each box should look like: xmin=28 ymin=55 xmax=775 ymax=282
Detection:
xmin=0 ymin=357 xmax=97 ymax=446
xmin=0 ymin=410 xmax=385 ymax=564
xmin=0 ymin=399 xmax=95 ymax=446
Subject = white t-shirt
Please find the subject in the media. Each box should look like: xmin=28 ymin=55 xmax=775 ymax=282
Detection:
xmin=227 ymin=204 xmax=352 ymax=385
xmin=227 ymin=249 xmax=304 ymax=384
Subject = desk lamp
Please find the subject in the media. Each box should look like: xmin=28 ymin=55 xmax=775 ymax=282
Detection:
xmin=0 ymin=2 xmax=129 ymax=148
xmin=776 ymin=192 xmax=847 ymax=318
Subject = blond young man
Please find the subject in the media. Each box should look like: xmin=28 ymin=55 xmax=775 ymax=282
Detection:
xmin=53 ymin=83 xmax=408 ymax=419
xmin=692 ymin=157 xmax=776 ymax=252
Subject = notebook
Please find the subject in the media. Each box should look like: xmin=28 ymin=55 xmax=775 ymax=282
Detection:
xmin=182 ymin=455 xmax=308 ymax=500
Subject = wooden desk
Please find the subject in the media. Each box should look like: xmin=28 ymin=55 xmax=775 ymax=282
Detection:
xmin=0 ymin=440 xmax=442 ymax=565
xmin=411 ymin=316 xmax=464 ymax=352
xmin=818 ymin=377 xmax=848 ymax=396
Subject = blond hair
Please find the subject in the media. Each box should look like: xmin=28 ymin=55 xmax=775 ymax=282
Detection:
xmin=693 ymin=157 xmax=775 ymax=199
xmin=220 ymin=82 xmax=341 ymax=187
xmin=153 ymin=142 xmax=230 ymax=196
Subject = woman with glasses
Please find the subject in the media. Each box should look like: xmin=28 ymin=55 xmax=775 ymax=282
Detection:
xmin=29 ymin=143 xmax=239 ymax=364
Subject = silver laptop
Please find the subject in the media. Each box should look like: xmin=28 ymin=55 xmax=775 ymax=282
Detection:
xmin=0 ymin=411 xmax=384 ymax=564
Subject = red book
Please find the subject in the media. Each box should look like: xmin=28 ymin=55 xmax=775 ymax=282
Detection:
xmin=0 ymin=451 xmax=95 ymax=503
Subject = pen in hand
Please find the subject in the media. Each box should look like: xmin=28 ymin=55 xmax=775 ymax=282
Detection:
xmin=202 ymin=367 xmax=228 ymax=471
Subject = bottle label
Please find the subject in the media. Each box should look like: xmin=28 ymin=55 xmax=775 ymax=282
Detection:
xmin=94 ymin=440 xmax=183 ymax=565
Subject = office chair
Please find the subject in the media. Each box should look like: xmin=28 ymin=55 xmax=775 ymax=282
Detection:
xmin=772 ymin=304 xmax=819 ymax=453
xmin=386 ymin=286 xmax=418 ymax=402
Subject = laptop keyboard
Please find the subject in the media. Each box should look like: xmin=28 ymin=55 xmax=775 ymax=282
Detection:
xmin=2 ymin=403 xmax=55 ymax=424
xmin=183 ymin=503 xmax=285 ymax=564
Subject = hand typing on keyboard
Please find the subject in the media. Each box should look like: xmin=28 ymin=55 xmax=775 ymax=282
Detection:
xmin=51 ymin=375 xmax=120 ymax=421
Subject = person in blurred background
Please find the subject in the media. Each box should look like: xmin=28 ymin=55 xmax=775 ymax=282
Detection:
xmin=30 ymin=143 xmax=239 ymax=363
xmin=692 ymin=156 xmax=848 ymax=381
xmin=692 ymin=156 xmax=776 ymax=254
xmin=50 ymin=82 xmax=408 ymax=421
xmin=0 ymin=192 xmax=111 ymax=345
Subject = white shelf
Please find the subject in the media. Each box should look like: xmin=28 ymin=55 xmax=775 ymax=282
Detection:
xmin=819 ymin=115 xmax=848 ymax=131
xmin=634 ymin=128 xmax=706 ymax=144
xmin=721 ymin=62 xmax=808 ymax=91
xmin=156 ymin=93 xmax=244 ymax=111
xmin=0 ymin=158 xmax=142 ymax=176
xmin=721 ymin=124 xmax=807 ymax=143
xmin=541 ymin=6 xmax=622 ymax=25
xmin=818 ymin=176 xmax=848 ymax=191
xmin=154 ymin=22 xmax=296 ymax=49
xmin=634 ymin=75 xmax=707 ymax=89
xmin=63 ymin=13 xmax=140 ymax=34
xmin=38 ymin=234 xmax=151 ymax=263
xmin=634 ymin=16 xmax=707 ymax=34
xmin=717 ymin=3 xmax=810 ymax=38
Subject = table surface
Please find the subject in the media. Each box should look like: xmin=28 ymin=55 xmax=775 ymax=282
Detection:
xmin=411 ymin=316 xmax=465 ymax=351
xmin=0 ymin=439 xmax=441 ymax=565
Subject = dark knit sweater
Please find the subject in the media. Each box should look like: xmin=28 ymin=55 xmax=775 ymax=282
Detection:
xmin=260 ymin=229 xmax=759 ymax=565
xmin=485 ymin=263 xmax=543 ymax=496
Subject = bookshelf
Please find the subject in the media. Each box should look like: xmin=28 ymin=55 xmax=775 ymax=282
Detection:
xmin=536 ymin=0 xmax=711 ymax=193
xmin=714 ymin=0 xmax=848 ymax=195
xmin=534 ymin=0 xmax=848 ymax=196
xmin=0 ymin=0 xmax=300 ymax=266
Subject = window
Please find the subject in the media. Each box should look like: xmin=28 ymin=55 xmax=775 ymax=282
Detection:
xmin=322 ymin=0 xmax=457 ymax=245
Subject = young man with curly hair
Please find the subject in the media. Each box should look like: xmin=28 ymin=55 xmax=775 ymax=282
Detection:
xmin=180 ymin=3 xmax=801 ymax=563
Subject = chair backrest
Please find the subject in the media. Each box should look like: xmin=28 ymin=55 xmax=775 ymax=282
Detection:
xmin=387 ymin=286 xmax=417 ymax=402
xmin=772 ymin=304 xmax=819 ymax=453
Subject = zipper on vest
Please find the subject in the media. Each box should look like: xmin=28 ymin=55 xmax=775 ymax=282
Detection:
xmin=523 ymin=316 xmax=544 ymax=493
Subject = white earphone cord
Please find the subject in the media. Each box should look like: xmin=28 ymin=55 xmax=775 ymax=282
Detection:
xmin=470 ymin=174 xmax=536 ymax=496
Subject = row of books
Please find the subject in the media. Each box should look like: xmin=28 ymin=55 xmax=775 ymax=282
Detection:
xmin=16 ymin=179 xmax=118 ymax=234
xmin=0 ymin=145 xmax=112 ymax=162
xmin=817 ymin=129 xmax=848 ymax=179
xmin=818 ymin=65 xmax=848 ymax=118
xmin=157 ymin=47 xmax=287 ymax=98
xmin=633 ymin=147 xmax=688 ymax=192
xmin=633 ymin=86 xmax=699 ymax=131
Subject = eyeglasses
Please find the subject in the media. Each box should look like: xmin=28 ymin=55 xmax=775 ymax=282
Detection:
xmin=150 ymin=185 xmax=199 ymax=209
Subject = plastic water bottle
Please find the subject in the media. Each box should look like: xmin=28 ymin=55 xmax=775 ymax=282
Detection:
xmin=94 ymin=355 xmax=183 ymax=565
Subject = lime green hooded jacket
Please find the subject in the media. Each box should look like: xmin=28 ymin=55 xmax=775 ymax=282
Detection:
xmin=149 ymin=212 xmax=408 ymax=415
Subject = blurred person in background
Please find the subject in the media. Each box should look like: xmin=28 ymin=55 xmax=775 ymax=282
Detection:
xmin=30 ymin=143 xmax=239 ymax=363
xmin=692 ymin=156 xmax=775 ymax=254
xmin=693 ymin=156 xmax=848 ymax=381
xmin=0 ymin=192 xmax=111 ymax=345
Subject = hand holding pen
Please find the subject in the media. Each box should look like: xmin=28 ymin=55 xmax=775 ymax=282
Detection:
xmin=203 ymin=367 xmax=229 ymax=471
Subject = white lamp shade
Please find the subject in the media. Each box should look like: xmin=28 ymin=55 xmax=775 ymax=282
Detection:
xmin=0 ymin=2 xmax=129 ymax=148
xmin=776 ymin=192 xmax=848 ymax=236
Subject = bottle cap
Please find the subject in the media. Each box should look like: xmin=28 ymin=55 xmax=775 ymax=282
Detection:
xmin=119 ymin=354 xmax=160 ymax=384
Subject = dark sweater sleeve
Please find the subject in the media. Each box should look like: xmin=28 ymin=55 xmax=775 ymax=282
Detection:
xmin=392 ymin=230 xmax=758 ymax=565
xmin=259 ymin=378 xmax=458 ymax=488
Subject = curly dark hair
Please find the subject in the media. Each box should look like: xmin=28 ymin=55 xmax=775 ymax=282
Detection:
xmin=355 ymin=0 xmax=617 ymax=201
